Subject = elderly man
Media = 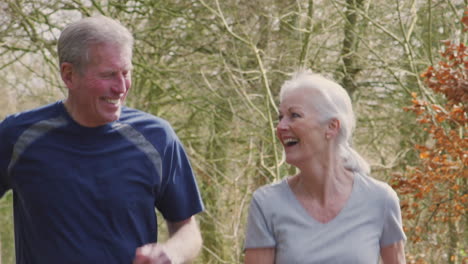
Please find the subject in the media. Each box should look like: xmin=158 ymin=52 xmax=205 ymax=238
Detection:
xmin=0 ymin=15 xmax=204 ymax=264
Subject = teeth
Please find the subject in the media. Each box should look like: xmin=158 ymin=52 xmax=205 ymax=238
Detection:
xmin=105 ymin=98 xmax=120 ymax=105
xmin=284 ymin=138 xmax=299 ymax=144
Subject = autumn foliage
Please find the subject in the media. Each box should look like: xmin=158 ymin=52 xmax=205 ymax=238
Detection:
xmin=391 ymin=10 xmax=468 ymax=264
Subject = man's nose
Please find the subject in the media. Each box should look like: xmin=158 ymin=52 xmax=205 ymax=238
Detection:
xmin=112 ymin=74 xmax=127 ymax=93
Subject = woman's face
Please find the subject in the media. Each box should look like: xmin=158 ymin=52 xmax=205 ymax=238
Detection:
xmin=276 ymin=87 xmax=329 ymax=167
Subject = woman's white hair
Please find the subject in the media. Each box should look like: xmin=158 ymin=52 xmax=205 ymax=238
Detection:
xmin=279 ymin=69 xmax=370 ymax=175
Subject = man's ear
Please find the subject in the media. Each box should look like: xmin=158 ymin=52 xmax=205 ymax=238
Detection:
xmin=326 ymin=118 xmax=341 ymax=138
xmin=60 ymin=62 xmax=75 ymax=90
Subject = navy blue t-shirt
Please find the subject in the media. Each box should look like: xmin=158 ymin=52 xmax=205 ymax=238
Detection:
xmin=0 ymin=101 xmax=204 ymax=264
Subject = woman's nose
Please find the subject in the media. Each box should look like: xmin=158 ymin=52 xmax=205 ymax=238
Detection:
xmin=276 ymin=118 xmax=289 ymax=130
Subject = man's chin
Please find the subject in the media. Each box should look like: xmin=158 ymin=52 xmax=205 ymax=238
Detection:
xmin=107 ymin=108 xmax=122 ymax=120
xmin=107 ymin=115 xmax=121 ymax=123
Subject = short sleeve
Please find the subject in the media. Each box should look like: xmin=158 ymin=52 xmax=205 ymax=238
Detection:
xmin=155 ymin=130 xmax=204 ymax=222
xmin=244 ymin=192 xmax=276 ymax=249
xmin=380 ymin=186 xmax=407 ymax=247
xmin=0 ymin=116 xmax=13 ymax=198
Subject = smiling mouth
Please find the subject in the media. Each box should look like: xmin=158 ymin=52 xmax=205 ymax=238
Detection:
xmin=283 ymin=138 xmax=299 ymax=146
xmin=104 ymin=98 xmax=120 ymax=105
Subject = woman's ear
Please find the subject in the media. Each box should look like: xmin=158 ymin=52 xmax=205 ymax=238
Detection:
xmin=326 ymin=118 xmax=340 ymax=139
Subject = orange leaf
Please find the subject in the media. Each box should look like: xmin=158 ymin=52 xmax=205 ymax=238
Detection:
xmin=431 ymin=105 xmax=442 ymax=112
xmin=435 ymin=115 xmax=446 ymax=123
xmin=420 ymin=152 xmax=430 ymax=159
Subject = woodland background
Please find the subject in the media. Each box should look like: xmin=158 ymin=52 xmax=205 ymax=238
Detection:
xmin=0 ymin=0 xmax=466 ymax=263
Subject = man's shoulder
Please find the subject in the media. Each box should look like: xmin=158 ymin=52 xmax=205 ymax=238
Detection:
xmin=120 ymin=107 xmax=170 ymax=127
xmin=1 ymin=101 xmax=62 ymax=131
xmin=119 ymin=107 xmax=178 ymax=141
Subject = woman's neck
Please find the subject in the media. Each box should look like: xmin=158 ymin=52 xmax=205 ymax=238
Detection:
xmin=293 ymin=159 xmax=353 ymax=206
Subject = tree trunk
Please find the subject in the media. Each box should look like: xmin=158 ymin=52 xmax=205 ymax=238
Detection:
xmin=339 ymin=0 xmax=364 ymax=96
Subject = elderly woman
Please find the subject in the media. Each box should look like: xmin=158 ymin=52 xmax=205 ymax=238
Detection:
xmin=244 ymin=71 xmax=406 ymax=264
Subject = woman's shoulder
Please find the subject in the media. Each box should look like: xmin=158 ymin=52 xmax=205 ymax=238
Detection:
xmin=252 ymin=178 xmax=289 ymax=203
xmin=356 ymin=171 xmax=392 ymax=190
xmin=355 ymin=172 xmax=399 ymax=201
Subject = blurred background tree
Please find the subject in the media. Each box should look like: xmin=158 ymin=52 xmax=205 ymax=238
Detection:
xmin=392 ymin=13 xmax=467 ymax=263
xmin=0 ymin=0 xmax=466 ymax=263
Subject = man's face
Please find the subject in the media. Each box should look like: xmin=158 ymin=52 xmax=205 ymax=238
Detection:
xmin=69 ymin=43 xmax=132 ymax=127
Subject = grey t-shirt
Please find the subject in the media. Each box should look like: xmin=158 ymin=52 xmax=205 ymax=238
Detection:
xmin=244 ymin=172 xmax=406 ymax=264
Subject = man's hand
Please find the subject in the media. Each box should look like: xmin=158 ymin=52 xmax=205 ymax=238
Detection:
xmin=133 ymin=243 xmax=176 ymax=264
xmin=132 ymin=216 xmax=202 ymax=264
